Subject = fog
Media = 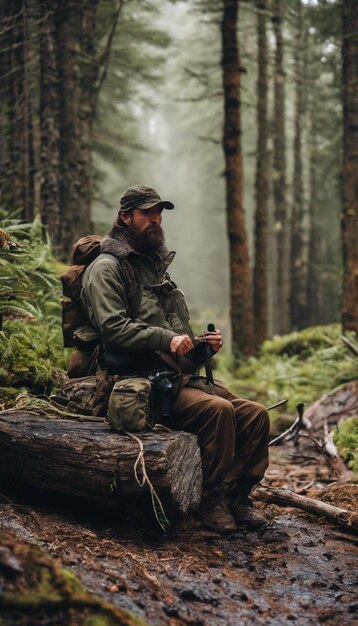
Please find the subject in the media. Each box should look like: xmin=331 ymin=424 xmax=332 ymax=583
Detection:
xmin=93 ymin=1 xmax=259 ymax=331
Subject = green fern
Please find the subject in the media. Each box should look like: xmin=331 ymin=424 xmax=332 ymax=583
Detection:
xmin=0 ymin=214 xmax=68 ymax=400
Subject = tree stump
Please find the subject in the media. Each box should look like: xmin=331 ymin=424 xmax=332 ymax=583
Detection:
xmin=0 ymin=412 xmax=202 ymax=518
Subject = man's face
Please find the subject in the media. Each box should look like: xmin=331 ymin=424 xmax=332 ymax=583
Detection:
xmin=131 ymin=206 xmax=163 ymax=233
xmin=120 ymin=206 xmax=165 ymax=254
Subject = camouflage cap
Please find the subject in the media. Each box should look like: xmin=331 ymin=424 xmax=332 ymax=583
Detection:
xmin=119 ymin=184 xmax=174 ymax=212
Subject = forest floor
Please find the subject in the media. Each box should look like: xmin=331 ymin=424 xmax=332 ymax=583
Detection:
xmin=0 ymin=440 xmax=357 ymax=626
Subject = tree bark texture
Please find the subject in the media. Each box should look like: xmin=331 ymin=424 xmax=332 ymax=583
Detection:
xmin=290 ymin=0 xmax=309 ymax=331
xmin=341 ymin=0 xmax=358 ymax=333
xmin=78 ymin=1 xmax=99 ymax=242
xmin=271 ymin=0 xmax=289 ymax=334
xmin=303 ymin=379 xmax=358 ymax=439
xmin=55 ymin=0 xmax=92 ymax=258
xmin=22 ymin=0 xmax=36 ymax=222
xmin=222 ymin=0 xmax=254 ymax=359
xmin=253 ymin=0 xmax=269 ymax=348
xmin=0 ymin=0 xmax=36 ymax=220
xmin=306 ymin=97 xmax=322 ymax=326
xmin=0 ymin=412 xmax=202 ymax=517
xmin=39 ymin=0 xmax=62 ymax=254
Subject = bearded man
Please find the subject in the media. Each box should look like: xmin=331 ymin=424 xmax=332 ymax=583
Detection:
xmin=80 ymin=184 xmax=270 ymax=533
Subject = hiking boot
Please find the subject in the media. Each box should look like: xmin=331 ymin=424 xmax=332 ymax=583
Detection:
xmin=198 ymin=489 xmax=236 ymax=533
xmin=228 ymin=491 xmax=269 ymax=531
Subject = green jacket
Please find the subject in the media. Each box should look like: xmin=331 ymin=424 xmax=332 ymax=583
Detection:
xmin=81 ymin=232 xmax=195 ymax=360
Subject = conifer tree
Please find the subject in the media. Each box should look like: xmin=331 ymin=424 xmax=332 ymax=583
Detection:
xmin=222 ymin=0 xmax=254 ymax=358
xmin=253 ymin=0 xmax=269 ymax=347
xmin=341 ymin=0 xmax=358 ymax=333
xmin=271 ymin=0 xmax=289 ymax=334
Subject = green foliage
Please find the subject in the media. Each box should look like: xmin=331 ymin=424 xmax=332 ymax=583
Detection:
xmin=334 ymin=417 xmax=358 ymax=474
xmin=0 ymin=215 xmax=69 ymax=399
xmin=0 ymin=319 xmax=67 ymax=393
xmin=0 ymin=214 xmax=58 ymax=319
xmin=214 ymin=325 xmax=358 ymax=415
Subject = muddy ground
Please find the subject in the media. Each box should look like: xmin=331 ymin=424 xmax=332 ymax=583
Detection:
xmin=0 ymin=442 xmax=357 ymax=626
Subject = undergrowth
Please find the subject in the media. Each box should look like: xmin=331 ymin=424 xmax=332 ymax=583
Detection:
xmin=0 ymin=214 xmax=69 ymax=401
xmin=214 ymin=325 xmax=358 ymax=416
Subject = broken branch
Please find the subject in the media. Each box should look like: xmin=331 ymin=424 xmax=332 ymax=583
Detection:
xmin=253 ymin=486 xmax=358 ymax=534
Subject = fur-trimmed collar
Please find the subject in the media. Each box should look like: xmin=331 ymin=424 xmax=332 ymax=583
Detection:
xmin=101 ymin=230 xmax=176 ymax=268
xmin=101 ymin=232 xmax=133 ymax=259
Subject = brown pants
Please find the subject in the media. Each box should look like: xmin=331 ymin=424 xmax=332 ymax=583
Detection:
xmin=171 ymin=380 xmax=270 ymax=495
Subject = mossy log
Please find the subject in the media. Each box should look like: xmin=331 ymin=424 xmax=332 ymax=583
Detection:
xmin=0 ymin=411 xmax=202 ymax=517
xmin=304 ymin=380 xmax=358 ymax=436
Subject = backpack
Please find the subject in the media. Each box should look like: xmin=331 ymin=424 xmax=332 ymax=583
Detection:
xmin=61 ymin=235 xmax=141 ymax=348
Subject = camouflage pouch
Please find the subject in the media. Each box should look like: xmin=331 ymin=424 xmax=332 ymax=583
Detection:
xmin=108 ymin=377 xmax=153 ymax=433
xmin=52 ymin=370 xmax=118 ymax=417
xmin=53 ymin=375 xmax=98 ymax=415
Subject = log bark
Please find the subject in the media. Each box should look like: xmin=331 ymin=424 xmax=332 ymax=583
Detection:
xmin=303 ymin=380 xmax=358 ymax=438
xmin=254 ymin=486 xmax=358 ymax=534
xmin=0 ymin=411 xmax=202 ymax=518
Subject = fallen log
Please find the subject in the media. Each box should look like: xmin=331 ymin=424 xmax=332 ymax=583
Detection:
xmin=253 ymin=486 xmax=358 ymax=534
xmin=0 ymin=411 xmax=202 ymax=518
xmin=303 ymin=380 xmax=358 ymax=437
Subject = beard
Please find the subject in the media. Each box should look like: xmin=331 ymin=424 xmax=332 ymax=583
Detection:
xmin=125 ymin=222 xmax=165 ymax=255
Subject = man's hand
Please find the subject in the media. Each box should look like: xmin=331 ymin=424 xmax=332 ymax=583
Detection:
xmin=195 ymin=329 xmax=223 ymax=354
xmin=170 ymin=334 xmax=194 ymax=356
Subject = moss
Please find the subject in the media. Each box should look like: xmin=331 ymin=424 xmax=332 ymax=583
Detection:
xmin=215 ymin=325 xmax=358 ymax=415
xmin=0 ymin=318 xmax=69 ymax=396
xmin=260 ymin=325 xmax=343 ymax=358
xmin=0 ymin=530 xmax=149 ymax=626
xmin=334 ymin=416 xmax=358 ymax=475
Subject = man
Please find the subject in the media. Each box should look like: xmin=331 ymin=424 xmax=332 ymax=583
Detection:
xmin=81 ymin=184 xmax=270 ymax=533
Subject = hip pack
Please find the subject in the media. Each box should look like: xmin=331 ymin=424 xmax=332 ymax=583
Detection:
xmin=108 ymin=377 xmax=153 ymax=432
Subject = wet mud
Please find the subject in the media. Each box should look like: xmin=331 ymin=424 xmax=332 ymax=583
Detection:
xmin=0 ymin=450 xmax=357 ymax=626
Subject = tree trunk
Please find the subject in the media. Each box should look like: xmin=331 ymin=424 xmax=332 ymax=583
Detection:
xmin=0 ymin=3 xmax=11 ymax=205
xmin=253 ymin=0 xmax=269 ymax=348
xmin=39 ymin=0 xmax=62 ymax=255
xmin=0 ymin=412 xmax=202 ymax=517
xmin=78 ymin=1 xmax=99 ymax=239
xmin=271 ymin=0 xmax=289 ymax=334
xmin=55 ymin=0 xmax=91 ymax=259
xmin=21 ymin=0 xmax=35 ymax=222
xmin=6 ymin=0 xmax=26 ymax=212
xmin=290 ymin=0 xmax=308 ymax=331
xmin=341 ymin=0 xmax=358 ymax=333
xmin=306 ymin=95 xmax=321 ymax=326
xmin=222 ymin=0 xmax=254 ymax=359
